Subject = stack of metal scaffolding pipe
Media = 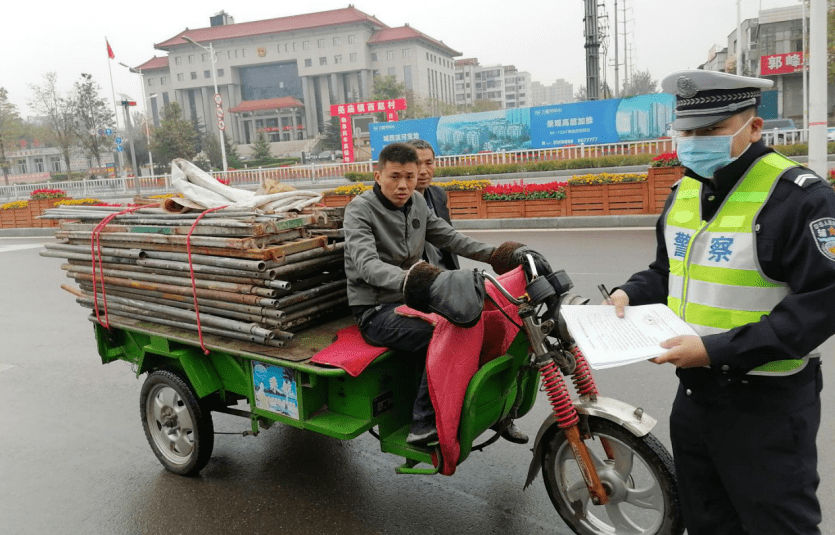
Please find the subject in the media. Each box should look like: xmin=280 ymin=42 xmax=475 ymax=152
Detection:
xmin=41 ymin=204 xmax=348 ymax=349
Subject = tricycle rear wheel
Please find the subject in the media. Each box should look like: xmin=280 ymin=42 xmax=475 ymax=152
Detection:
xmin=542 ymin=417 xmax=684 ymax=535
xmin=140 ymin=370 xmax=214 ymax=476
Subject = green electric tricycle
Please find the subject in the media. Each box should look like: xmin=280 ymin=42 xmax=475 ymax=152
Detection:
xmin=92 ymin=264 xmax=684 ymax=535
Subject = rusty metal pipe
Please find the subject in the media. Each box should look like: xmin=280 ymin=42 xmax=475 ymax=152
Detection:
xmin=69 ymin=272 xmax=279 ymax=307
xmin=81 ymin=259 xmax=278 ymax=287
xmin=77 ymin=282 xmax=285 ymax=319
xmin=135 ymin=258 xmax=276 ymax=280
xmin=63 ymin=263 xmax=277 ymax=298
xmin=265 ymin=242 xmax=345 ymax=267
xmin=280 ymin=295 xmax=350 ymax=323
xmin=77 ymin=284 xmax=285 ymax=328
xmin=273 ymin=279 xmax=347 ymax=308
xmin=273 ymin=270 xmax=346 ymax=295
xmin=77 ymin=289 xmax=275 ymax=339
xmin=44 ymin=243 xmax=146 ymax=259
xmin=79 ymin=305 xmax=274 ymax=346
xmin=269 ymin=254 xmax=344 ymax=278
xmin=142 ymin=250 xmax=266 ymax=272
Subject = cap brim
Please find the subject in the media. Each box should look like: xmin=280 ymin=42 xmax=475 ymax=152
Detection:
xmin=671 ymin=113 xmax=733 ymax=131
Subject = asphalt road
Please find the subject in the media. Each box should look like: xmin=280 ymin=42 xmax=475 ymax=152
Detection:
xmin=0 ymin=229 xmax=832 ymax=535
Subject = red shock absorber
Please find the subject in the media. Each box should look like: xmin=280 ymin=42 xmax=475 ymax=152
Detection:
xmin=540 ymin=361 xmax=579 ymax=429
xmin=570 ymin=345 xmax=599 ymax=398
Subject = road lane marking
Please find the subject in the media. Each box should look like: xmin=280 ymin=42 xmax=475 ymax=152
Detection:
xmin=0 ymin=364 xmax=17 ymax=373
xmin=0 ymin=244 xmax=44 ymax=253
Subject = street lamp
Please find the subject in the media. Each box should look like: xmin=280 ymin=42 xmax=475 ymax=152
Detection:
xmin=120 ymin=63 xmax=156 ymax=176
xmin=182 ymin=35 xmax=228 ymax=173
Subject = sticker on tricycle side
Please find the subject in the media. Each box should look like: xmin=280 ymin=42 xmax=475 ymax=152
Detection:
xmin=253 ymin=361 xmax=299 ymax=419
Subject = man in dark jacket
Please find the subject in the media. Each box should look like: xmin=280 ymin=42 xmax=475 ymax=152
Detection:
xmin=344 ymin=142 xmax=534 ymax=446
xmin=407 ymin=139 xmax=459 ymax=270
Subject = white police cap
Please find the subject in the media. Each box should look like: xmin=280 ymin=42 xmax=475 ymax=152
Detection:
xmin=661 ymin=70 xmax=774 ymax=131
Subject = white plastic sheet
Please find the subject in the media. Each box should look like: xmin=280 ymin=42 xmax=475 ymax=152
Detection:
xmin=167 ymin=158 xmax=322 ymax=213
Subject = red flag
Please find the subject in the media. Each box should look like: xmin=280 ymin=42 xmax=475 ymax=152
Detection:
xmin=106 ymin=38 xmax=115 ymax=59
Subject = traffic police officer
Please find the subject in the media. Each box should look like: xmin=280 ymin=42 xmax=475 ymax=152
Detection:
xmin=608 ymin=70 xmax=834 ymax=535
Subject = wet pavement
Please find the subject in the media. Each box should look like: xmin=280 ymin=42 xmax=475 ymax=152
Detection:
xmin=1 ymin=229 xmax=832 ymax=534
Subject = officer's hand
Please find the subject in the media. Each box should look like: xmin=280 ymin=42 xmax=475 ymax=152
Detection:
xmin=650 ymin=335 xmax=710 ymax=368
xmin=601 ymin=289 xmax=629 ymax=318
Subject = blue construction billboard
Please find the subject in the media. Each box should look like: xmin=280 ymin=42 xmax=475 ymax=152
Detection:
xmin=369 ymin=93 xmax=676 ymax=159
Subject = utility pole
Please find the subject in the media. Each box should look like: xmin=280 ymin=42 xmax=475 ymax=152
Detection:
xmin=583 ymin=0 xmax=600 ymax=100
xmin=807 ymin=0 xmax=827 ymax=176
xmin=736 ymin=0 xmax=743 ymax=75
xmin=614 ymin=0 xmax=619 ymax=98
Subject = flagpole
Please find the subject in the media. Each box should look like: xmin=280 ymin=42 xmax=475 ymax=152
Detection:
xmin=106 ymin=37 xmax=125 ymax=178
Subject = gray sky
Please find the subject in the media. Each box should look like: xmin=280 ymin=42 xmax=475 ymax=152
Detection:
xmin=4 ymin=0 xmax=799 ymax=118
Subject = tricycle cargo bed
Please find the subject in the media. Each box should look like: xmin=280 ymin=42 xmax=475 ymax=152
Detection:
xmin=91 ymin=312 xmax=375 ymax=374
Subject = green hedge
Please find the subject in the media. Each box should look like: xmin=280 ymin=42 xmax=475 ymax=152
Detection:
xmin=342 ymin=154 xmax=656 ymax=182
xmin=770 ymin=142 xmax=835 ymax=157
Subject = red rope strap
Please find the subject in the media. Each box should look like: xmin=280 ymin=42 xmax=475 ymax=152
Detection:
xmin=186 ymin=205 xmax=229 ymax=355
xmin=90 ymin=204 xmax=160 ymax=329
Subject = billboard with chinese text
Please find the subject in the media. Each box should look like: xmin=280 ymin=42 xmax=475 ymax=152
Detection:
xmin=369 ymin=94 xmax=675 ymax=159
xmin=760 ymin=52 xmax=804 ymax=76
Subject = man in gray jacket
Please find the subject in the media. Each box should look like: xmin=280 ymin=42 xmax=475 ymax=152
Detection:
xmin=344 ymin=142 xmax=532 ymax=445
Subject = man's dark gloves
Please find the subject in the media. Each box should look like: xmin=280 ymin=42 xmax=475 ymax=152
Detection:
xmin=403 ymin=262 xmax=486 ymax=328
xmin=489 ymin=241 xmax=553 ymax=278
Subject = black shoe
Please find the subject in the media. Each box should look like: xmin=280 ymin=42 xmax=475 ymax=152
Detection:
xmin=491 ymin=420 xmax=529 ymax=444
xmin=406 ymin=420 xmax=438 ymax=446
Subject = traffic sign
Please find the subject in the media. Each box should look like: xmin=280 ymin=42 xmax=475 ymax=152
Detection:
xmin=97 ymin=129 xmax=104 ymax=136
xmin=215 ymin=107 xmax=224 ymax=118
xmin=116 ymin=146 xmax=124 ymax=152
xmin=217 ymin=120 xmax=226 ymax=131
xmin=115 ymin=137 xmax=122 ymax=144
xmin=214 ymin=93 xmax=222 ymax=105
xmin=105 ymin=128 xmax=113 ymax=135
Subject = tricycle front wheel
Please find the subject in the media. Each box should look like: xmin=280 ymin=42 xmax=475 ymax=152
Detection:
xmin=140 ymin=370 xmax=214 ymax=476
xmin=542 ymin=417 xmax=684 ymax=535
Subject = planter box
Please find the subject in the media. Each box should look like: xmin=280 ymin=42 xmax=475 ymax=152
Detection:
xmin=28 ymin=197 xmax=70 ymax=227
xmin=523 ymin=198 xmax=565 ymax=218
xmin=321 ymin=195 xmax=355 ymax=208
xmin=485 ymin=200 xmax=525 ymax=219
xmin=565 ymin=181 xmax=649 ymax=216
xmin=446 ymin=190 xmax=485 ymax=219
xmin=0 ymin=210 xmax=15 ymax=228
xmin=647 ymin=167 xmax=685 ymax=213
xmin=11 ymin=207 xmax=33 ymax=228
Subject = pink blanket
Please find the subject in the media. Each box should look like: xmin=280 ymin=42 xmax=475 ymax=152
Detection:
xmin=396 ymin=266 xmax=527 ymax=475
xmin=310 ymin=324 xmax=388 ymax=377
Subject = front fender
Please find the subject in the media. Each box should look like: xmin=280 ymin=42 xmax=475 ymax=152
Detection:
xmin=523 ymin=396 xmax=657 ymax=489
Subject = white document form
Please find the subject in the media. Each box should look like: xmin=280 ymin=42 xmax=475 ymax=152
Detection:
xmin=560 ymin=304 xmax=698 ymax=369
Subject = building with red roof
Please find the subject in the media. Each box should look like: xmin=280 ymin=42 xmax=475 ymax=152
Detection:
xmin=134 ymin=6 xmax=460 ymax=153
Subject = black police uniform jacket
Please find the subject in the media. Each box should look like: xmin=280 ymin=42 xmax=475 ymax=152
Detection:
xmin=619 ymin=140 xmax=835 ymax=387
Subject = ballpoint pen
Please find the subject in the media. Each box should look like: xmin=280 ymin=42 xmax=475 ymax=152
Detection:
xmin=598 ymin=284 xmax=613 ymax=305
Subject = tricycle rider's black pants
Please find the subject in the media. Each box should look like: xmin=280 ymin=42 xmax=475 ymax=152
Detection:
xmin=354 ymin=303 xmax=435 ymax=423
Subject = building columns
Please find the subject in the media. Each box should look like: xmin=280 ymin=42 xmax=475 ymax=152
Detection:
xmin=360 ymin=69 xmax=370 ymax=100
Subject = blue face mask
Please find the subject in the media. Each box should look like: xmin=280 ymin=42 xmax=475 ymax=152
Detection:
xmin=675 ymin=118 xmax=753 ymax=178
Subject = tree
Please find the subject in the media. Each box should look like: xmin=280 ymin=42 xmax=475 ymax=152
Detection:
xmin=224 ymin=135 xmax=241 ymax=169
xmin=621 ymin=69 xmax=659 ymax=97
xmin=468 ymin=99 xmax=502 ymax=113
xmin=322 ymin=116 xmax=342 ymax=151
xmin=574 ymin=85 xmax=589 ymax=102
xmin=73 ymin=73 xmax=114 ymax=168
xmin=251 ymin=132 xmax=272 ymax=160
xmin=150 ymin=102 xmax=199 ymax=167
xmin=203 ymin=132 xmax=223 ymax=170
xmin=29 ymin=73 xmax=77 ymax=177
xmin=0 ymin=88 xmax=23 ymax=186
xmin=370 ymin=75 xmax=405 ymax=121
xmin=828 ymin=2 xmax=835 ymax=83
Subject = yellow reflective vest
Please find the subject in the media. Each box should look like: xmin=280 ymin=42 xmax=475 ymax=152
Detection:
xmin=664 ymin=153 xmax=812 ymax=376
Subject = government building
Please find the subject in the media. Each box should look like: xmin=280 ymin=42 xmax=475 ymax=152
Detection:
xmin=136 ymin=6 xmax=460 ymax=152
